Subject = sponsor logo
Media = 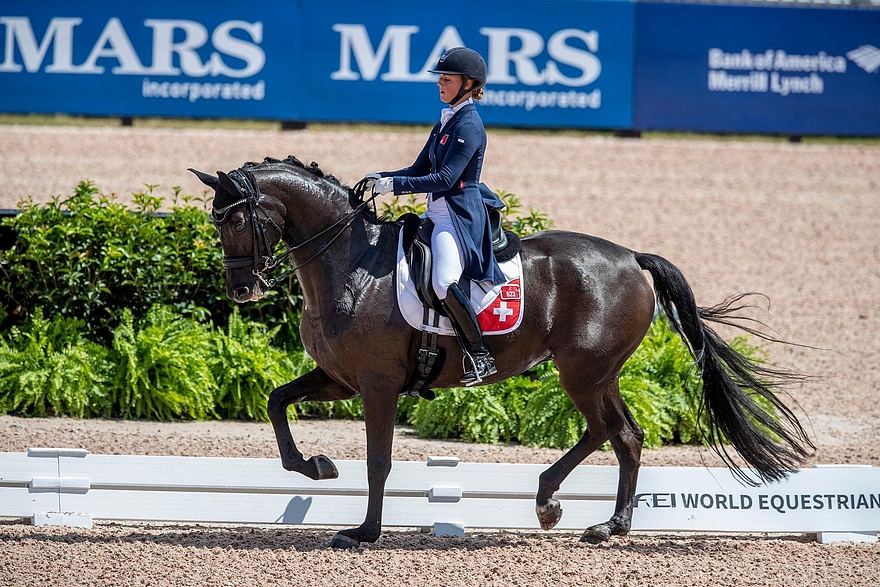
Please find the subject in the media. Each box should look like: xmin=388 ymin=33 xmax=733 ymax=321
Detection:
xmin=332 ymin=24 xmax=601 ymax=87
xmin=331 ymin=24 xmax=604 ymax=112
xmin=636 ymin=492 xmax=880 ymax=514
xmin=0 ymin=16 xmax=266 ymax=103
xmin=706 ymin=48 xmax=853 ymax=97
xmin=847 ymin=45 xmax=880 ymax=74
xmin=0 ymin=17 xmax=265 ymax=77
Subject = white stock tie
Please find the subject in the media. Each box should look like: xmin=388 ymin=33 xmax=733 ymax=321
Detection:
xmin=440 ymin=107 xmax=455 ymax=127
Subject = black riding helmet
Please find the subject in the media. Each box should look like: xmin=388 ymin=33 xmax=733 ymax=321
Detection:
xmin=428 ymin=47 xmax=488 ymax=105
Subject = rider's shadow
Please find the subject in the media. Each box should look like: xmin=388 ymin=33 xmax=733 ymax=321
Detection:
xmin=276 ymin=496 xmax=313 ymax=524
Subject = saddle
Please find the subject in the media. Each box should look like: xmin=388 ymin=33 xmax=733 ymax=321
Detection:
xmin=398 ymin=206 xmax=522 ymax=401
xmin=399 ymin=208 xmax=522 ymax=316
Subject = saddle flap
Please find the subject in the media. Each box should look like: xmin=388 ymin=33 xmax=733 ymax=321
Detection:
xmin=400 ymin=214 xmax=446 ymax=316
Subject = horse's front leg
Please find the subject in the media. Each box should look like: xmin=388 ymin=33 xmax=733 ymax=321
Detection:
xmin=329 ymin=380 xmax=399 ymax=549
xmin=267 ymin=367 xmax=357 ymax=480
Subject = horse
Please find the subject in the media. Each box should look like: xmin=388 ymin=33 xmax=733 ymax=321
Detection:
xmin=189 ymin=155 xmax=813 ymax=549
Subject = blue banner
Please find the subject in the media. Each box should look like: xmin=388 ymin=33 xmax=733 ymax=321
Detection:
xmin=3 ymin=1 xmax=877 ymax=135
xmin=298 ymin=0 xmax=635 ymax=128
xmin=0 ymin=0 xmax=299 ymax=119
xmin=634 ymin=3 xmax=880 ymax=136
xmin=0 ymin=0 xmax=635 ymax=128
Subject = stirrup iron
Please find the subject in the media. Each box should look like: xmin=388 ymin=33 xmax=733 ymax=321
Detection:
xmin=460 ymin=351 xmax=497 ymax=387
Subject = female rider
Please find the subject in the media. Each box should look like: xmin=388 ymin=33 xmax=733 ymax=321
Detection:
xmin=365 ymin=47 xmax=505 ymax=386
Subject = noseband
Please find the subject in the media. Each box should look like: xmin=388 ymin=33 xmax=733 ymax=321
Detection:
xmin=212 ymin=168 xmax=378 ymax=289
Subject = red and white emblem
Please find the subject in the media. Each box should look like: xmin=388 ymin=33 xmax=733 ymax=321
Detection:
xmin=478 ymin=279 xmax=522 ymax=332
xmin=440 ymin=134 xmax=449 ymax=145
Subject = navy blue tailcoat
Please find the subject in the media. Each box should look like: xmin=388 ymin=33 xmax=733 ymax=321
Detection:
xmin=380 ymin=103 xmax=506 ymax=286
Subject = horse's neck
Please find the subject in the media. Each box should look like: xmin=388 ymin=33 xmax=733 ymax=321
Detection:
xmin=283 ymin=198 xmax=390 ymax=313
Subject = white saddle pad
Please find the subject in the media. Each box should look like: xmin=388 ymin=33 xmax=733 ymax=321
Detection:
xmin=395 ymin=232 xmax=524 ymax=336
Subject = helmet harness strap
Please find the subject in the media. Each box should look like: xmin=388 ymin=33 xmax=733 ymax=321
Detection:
xmin=448 ymin=77 xmax=475 ymax=106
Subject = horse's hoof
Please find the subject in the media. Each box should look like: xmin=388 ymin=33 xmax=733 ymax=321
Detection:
xmin=329 ymin=532 xmax=360 ymax=550
xmin=536 ymin=499 xmax=562 ymax=530
xmin=580 ymin=524 xmax=612 ymax=544
xmin=310 ymin=454 xmax=339 ymax=480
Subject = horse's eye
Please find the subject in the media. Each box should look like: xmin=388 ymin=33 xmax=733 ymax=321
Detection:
xmin=235 ymin=220 xmax=246 ymax=233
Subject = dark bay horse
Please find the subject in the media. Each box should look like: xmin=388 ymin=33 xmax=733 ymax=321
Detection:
xmin=190 ymin=156 xmax=812 ymax=549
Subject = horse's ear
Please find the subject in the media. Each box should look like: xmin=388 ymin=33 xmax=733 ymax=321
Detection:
xmin=217 ymin=171 xmax=239 ymax=196
xmin=188 ymin=168 xmax=219 ymax=189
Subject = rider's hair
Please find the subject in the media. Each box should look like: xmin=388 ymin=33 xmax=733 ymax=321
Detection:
xmin=472 ymin=87 xmax=484 ymax=101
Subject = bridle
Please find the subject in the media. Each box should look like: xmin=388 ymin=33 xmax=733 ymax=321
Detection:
xmin=212 ymin=168 xmax=378 ymax=290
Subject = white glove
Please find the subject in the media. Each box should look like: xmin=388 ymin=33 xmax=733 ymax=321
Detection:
xmin=363 ymin=173 xmax=382 ymax=181
xmin=372 ymin=177 xmax=394 ymax=195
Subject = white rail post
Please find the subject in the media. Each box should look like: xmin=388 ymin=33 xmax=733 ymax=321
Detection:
xmin=26 ymin=448 xmax=93 ymax=528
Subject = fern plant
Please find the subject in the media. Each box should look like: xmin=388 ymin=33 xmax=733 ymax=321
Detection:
xmin=0 ymin=309 xmax=112 ymax=417
xmin=211 ymin=308 xmax=306 ymax=421
xmin=110 ymin=306 xmax=216 ymax=420
xmin=408 ymin=374 xmax=533 ymax=444
xmin=516 ymin=363 xmax=585 ymax=449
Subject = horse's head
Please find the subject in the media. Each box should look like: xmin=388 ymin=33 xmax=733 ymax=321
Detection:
xmin=189 ymin=167 xmax=286 ymax=303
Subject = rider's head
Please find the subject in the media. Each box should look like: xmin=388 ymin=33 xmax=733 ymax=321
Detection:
xmin=429 ymin=47 xmax=487 ymax=106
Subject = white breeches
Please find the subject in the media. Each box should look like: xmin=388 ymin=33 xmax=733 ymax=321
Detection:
xmin=424 ymin=196 xmax=464 ymax=301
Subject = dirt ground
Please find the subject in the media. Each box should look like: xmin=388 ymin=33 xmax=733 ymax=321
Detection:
xmin=0 ymin=124 xmax=878 ymax=586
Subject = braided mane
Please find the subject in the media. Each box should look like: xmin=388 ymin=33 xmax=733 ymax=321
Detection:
xmin=243 ymin=155 xmax=343 ymax=187
xmin=239 ymin=156 xmax=387 ymax=224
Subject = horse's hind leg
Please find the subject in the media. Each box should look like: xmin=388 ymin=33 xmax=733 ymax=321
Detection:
xmin=581 ymin=394 xmax=644 ymax=544
xmin=535 ymin=378 xmax=624 ymax=532
xmin=267 ymin=367 xmax=357 ymax=480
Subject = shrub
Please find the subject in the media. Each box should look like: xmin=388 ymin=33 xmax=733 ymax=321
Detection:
xmin=110 ymin=306 xmax=217 ymax=420
xmin=379 ymin=189 xmax=554 ymax=236
xmin=211 ymin=308 xmax=305 ymax=421
xmin=0 ymin=309 xmax=112 ymax=418
xmin=408 ymin=372 xmax=534 ymax=444
xmin=0 ymin=183 xmax=548 ymax=351
xmin=0 ymin=181 xmax=777 ymax=455
xmin=0 ymin=182 xmax=302 ymax=347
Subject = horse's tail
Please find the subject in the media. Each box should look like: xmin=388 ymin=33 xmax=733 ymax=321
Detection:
xmin=635 ymin=252 xmax=814 ymax=484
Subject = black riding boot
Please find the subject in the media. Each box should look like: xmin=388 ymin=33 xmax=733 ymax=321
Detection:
xmin=441 ymin=283 xmax=498 ymax=386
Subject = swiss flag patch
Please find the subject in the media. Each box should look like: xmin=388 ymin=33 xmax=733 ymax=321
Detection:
xmin=478 ymin=279 xmax=522 ymax=332
xmin=440 ymin=134 xmax=449 ymax=145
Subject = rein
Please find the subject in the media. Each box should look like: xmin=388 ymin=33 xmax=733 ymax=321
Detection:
xmin=213 ymin=170 xmax=378 ymax=289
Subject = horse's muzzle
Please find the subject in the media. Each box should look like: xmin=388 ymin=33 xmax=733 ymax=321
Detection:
xmin=231 ymin=283 xmax=261 ymax=303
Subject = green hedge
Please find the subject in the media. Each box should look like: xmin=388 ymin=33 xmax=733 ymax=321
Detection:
xmin=0 ymin=181 xmax=301 ymax=345
xmin=0 ymin=181 xmax=775 ymax=452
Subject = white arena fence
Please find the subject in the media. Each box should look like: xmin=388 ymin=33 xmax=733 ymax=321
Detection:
xmin=1 ymin=449 xmax=877 ymax=544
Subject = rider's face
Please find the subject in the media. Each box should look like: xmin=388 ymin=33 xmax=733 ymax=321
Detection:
xmin=438 ymin=74 xmax=471 ymax=105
